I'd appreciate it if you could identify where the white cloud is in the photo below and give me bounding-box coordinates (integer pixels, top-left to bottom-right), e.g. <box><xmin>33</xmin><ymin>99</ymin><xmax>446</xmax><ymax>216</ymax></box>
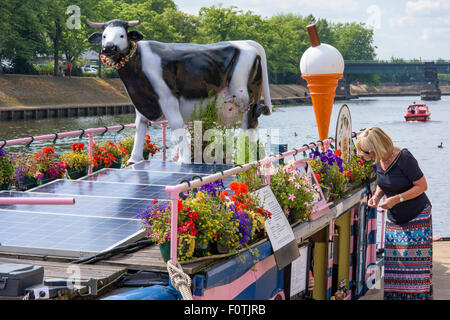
<box><xmin>420</xmin><ymin>27</ymin><xmax>450</xmax><ymax>40</ymax></box>
<box><xmin>406</xmin><ymin>0</ymin><xmax>445</xmax><ymax>16</ymax></box>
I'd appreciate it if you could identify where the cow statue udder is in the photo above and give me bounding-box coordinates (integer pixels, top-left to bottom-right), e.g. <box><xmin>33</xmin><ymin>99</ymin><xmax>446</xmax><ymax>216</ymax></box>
<box><xmin>87</xmin><ymin>18</ymin><xmax>272</xmax><ymax>164</ymax></box>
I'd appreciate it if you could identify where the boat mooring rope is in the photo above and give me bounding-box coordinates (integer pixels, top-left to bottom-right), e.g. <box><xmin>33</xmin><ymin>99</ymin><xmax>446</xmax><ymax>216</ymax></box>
<box><xmin>166</xmin><ymin>260</ymin><xmax>193</xmax><ymax>300</ymax></box>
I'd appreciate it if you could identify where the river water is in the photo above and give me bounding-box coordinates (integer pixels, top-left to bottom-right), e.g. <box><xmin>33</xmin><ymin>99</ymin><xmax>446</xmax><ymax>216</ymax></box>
<box><xmin>0</xmin><ymin>95</ymin><xmax>449</xmax><ymax>237</ymax></box>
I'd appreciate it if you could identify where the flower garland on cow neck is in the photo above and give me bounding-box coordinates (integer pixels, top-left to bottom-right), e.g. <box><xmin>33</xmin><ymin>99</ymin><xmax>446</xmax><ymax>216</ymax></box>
<box><xmin>100</xmin><ymin>41</ymin><xmax>137</xmax><ymax>70</ymax></box>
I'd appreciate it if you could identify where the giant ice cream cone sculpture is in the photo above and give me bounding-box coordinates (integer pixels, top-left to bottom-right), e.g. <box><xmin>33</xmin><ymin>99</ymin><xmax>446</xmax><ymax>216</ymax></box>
<box><xmin>300</xmin><ymin>24</ymin><xmax>344</xmax><ymax>142</ymax></box>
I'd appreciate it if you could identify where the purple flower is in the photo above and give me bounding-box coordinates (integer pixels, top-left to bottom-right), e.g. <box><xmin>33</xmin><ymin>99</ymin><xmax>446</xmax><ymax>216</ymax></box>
<box><xmin>0</xmin><ymin>149</ymin><xmax>5</xmax><ymax>157</ymax></box>
<box><xmin>230</xmin><ymin>204</ymin><xmax>253</xmax><ymax>244</ymax></box>
<box><xmin>200</xmin><ymin>180</ymin><xmax>225</xmax><ymax>196</ymax></box>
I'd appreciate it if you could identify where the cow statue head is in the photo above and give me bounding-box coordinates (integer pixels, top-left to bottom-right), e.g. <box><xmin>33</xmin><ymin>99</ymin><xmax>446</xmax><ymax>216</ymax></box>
<box><xmin>87</xmin><ymin>19</ymin><xmax>144</xmax><ymax>61</ymax></box>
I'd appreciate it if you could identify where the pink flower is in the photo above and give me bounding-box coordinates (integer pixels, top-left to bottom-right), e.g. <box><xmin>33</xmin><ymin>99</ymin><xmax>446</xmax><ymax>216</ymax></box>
<box><xmin>37</xmin><ymin>173</ymin><xmax>44</xmax><ymax>179</ymax></box>
<box><xmin>288</xmin><ymin>193</ymin><xmax>296</xmax><ymax>201</ymax></box>
<box><xmin>294</xmin><ymin>182</ymin><xmax>301</xmax><ymax>189</ymax></box>
<box><xmin>288</xmin><ymin>175</ymin><xmax>296</xmax><ymax>182</ymax></box>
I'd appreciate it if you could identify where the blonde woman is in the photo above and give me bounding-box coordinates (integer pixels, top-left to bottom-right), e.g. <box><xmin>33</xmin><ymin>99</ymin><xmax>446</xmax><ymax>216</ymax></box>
<box><xmin>356</xmin><ymin>127</ymin><xmax>432</xmax><ymax>300</ymax></box>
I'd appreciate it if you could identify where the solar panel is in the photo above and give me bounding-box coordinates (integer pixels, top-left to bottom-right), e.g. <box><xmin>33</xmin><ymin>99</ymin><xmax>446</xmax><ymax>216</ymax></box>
<box><xmin>30</xmin><ymin>179</ymin><xmax>170</xmax><ymax>201</ymax></box>
<box><xmin>82</xmin><ymin>168</ymin><xmax>208</xmax><ymax>186</ymax></box>
<box><xmin>0</xmin><ymin>191</ymin><xmax>154</xmax><ymax>219</ymax></box>
<box><xmin>131</xmin><ymin>160</ymin><xmax>234</xmax><ymax>174</ymax></box>
<box><xmin>0</xmin><ymin>209</ymin><xmax>143</xmax><ymax>257</ymax></box>
<box><xmin>0</xmin><ymin>160</ymin><xmax>237</xmax><ymax>258</ymax></box>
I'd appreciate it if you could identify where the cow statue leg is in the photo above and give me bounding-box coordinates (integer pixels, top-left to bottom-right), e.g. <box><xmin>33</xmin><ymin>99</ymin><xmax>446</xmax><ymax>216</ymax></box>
<box><xmin>127</xmin><ymin>111</ymin><xmax>149</xmax><ymax>166</ymax></box>
<box><xmin>160</xmin><ymin>97</ymin><xmax>191</xmax><ymax>164</ymax></box>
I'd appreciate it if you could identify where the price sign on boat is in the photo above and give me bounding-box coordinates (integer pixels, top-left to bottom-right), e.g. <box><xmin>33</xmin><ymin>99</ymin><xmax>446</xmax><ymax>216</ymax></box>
<box><xmin>335</xmin><ymin>104</ymin><xmax>353</xmax><ymax>162</ymax></box>
<box><xmin>252</xmin><ymin>186</ymin><xmax>300</xmax><ymax>269</ymax></box>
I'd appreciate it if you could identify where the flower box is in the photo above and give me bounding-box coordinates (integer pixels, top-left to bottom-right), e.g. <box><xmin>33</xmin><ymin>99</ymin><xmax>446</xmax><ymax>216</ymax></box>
<box><xmin>0</xmin><ymin>182</ymin><xmax>11</xmax><ymax>191</ymax></box>
<box><xmin>66</xmin><ymin>167</ymin><xmax>88</xmax><ymax>180</ymax></box>
<box><xmin>38</xmin><ymin>175</ymin><xmax>57</xmax><ymax>186</ymax></box>
<box><xmin>15</xmin><ymin>176</ymin><xmax>38</xmax><ymax>191</ymax></box>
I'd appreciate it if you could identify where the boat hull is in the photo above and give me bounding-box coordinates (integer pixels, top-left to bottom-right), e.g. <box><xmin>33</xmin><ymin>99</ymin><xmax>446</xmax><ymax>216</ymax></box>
<box><xmin>404</xmin><ymin>114</ymin><xmax>430</xmax><ymax>122</ymax></box>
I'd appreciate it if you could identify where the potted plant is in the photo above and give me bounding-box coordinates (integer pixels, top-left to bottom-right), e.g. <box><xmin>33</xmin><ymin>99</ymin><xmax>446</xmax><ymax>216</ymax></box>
<box><xmin>137</xmin><ymin>199</ymin><xmax>195</xmax><ymax>262</ymax></box>
<box><xmin>344</xmin><ymin>149</ymin><xmax>377</xmax><ymax>191</ymax></box>
<box><xmin>309</xmin><ymin>149</ymin><xmax>349</xmax><ymax>202</ymax></box>
<box><xmin>0</xmin><ymin>149</ymin><xmax>15</xmax><ymax>190</ymax></box>
<box><xmin>270</xmin><ymin>160</ymin><xmax>321</xmax><ymax>223</ymax></box>
<box><xmin>144</xmin><ymin>134</ymin><xmax>160</xmax><ymax>160</ymax></box>
<box><xmin>11</xmin><ymin>154</ymin><xmax>40</xmax><ymax>191</ymax></box>
<box><xmin>138</xmin><ymin>177</ymin><xmax>274</xmax><ymax>262</ymax></box>
<box><xmin>91</xmin><ymin>141</ymin><xmax>122</xmax><ymax>171</ymax></box>
<box><xmin>118</xmin><ymin>133</ymin><xmax>160</xmax><ymax>164</ymax></box>
<box><xmin>60</xmin><ymin>143</ymin><xmax>91</xmax><ymax>179</ymax></box>
<box><xmin>33</xmin><ymin>146</ymin><xmax>67</xmax><ymax>185</ymax></box>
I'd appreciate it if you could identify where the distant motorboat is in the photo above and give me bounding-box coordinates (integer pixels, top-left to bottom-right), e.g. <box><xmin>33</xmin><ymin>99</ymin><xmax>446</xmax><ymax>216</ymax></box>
<box><xmin>404</xmin><ymin>103</ymin><xmax>430</xmax><ymax>122</ymax></box>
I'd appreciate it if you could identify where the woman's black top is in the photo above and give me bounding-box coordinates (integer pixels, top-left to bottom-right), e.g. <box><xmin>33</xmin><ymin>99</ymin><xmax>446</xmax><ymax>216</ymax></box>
<box><xmin>376</xmin><ymin>148</ymin><xmax>430</xmax><ymax>225</ymax></box>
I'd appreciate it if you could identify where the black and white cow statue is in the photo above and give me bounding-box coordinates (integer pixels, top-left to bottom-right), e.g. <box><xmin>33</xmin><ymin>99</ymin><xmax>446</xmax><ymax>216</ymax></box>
<box><xmin>87</xmin><ymin>18</ymin><xmax>272</xmax><ymax>164</ymax></box>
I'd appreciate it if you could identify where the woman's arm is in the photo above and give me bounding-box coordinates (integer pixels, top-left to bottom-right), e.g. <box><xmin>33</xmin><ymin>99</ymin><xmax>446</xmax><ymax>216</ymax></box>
<box><xmin>368</xmin><ymin>185</ymin><xmax>384</xmax><ymax>208</ymax></box>
<box><xmin>379</xmin><ymin>176</ymin><xmax>427</xmax><ymax>210</ymax></box>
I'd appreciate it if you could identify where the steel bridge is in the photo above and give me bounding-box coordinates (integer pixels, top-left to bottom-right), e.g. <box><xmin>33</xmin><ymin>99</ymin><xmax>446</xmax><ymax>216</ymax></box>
<box><xmin>344</xmin><ymin>61</ymin><xmax>450</xmax><ymax>75</ymax></box>
<box><xmin>336</xmin><ymin>61</ymin><xmax>449</xmax><ymax>100</ymax></box>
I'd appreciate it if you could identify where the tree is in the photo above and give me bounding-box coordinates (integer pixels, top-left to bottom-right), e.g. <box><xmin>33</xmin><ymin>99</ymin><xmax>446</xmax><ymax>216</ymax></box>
<box><xmin>0</xmin><ymin>0</ymin><xmax>48</xmax><ymax>73</ymax></box>
<box><xmin>332</xmin><ymin>22</ymin><xmax>376</xmax><ymax>61</ymax></box>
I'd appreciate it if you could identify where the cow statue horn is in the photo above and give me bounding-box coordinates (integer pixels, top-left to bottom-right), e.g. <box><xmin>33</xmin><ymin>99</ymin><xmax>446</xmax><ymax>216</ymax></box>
<box><xmin>87</xmin><ymin>19</ymin><xmax>105</xmax><ymax>29</ymax></box>
<box><xmin>127</xmin><ymin>18</ymin><xmax>142</xmax><ymax>27</ymax></box>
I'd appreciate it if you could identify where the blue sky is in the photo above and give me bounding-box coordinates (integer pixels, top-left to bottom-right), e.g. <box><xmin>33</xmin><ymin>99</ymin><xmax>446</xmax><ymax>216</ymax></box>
<box><xmin>174</xmin><ymin>0</ymin><xmax>450</xmax><ymax>61</ymax></box>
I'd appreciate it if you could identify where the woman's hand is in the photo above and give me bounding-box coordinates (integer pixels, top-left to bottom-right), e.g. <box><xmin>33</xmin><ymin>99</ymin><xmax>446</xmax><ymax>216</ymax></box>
<box><xmin>379</xmin><ymin>196</ymin><xmax>400</xmax><ymax>210</ymax></box>
<box><xmin>368</xmin><ymin>194</ymin><xmax>381</xmax><ymax>208</ymax></box>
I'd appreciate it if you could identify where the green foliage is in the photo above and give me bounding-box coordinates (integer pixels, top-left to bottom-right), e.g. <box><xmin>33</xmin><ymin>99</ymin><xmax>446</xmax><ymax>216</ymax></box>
<box><xmin>0</xmin><ymin>1</ymin><xmax>379</xmax><ymax>83</ymax></box>
<box><xmin>270</xmin><ymin>160</ymin><xmax>320</xmax><ymax>223</ymax></box>
<box><xmin>0</xmin><ymin>152</ymin><xmax>15</xmax><ymax>185</ymax></box>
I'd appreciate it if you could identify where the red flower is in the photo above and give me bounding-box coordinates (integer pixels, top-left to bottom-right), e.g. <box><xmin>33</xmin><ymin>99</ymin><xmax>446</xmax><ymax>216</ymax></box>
<box><xmin>334</xmin><ymin>149</ymin><xmax>342</xmax><ymax>157</ymax></box>
<box><xmin>314</xmin><ymin>173</ymin><xmax>321</xmax><ymax>182</ymax></box>
<box><xmin>220</xmin><ymin>191</ymin><xmax>228</xmax><ymax>202</ymax></box>
<box><xmin>43</xmin><ymin>147</ymin><xmax>55</xmax><ymax>154</ymax></box>
<box><xmin>151</xmin><ymin>199</ymin><xmax>158</xmax><ymax>204</ymax></box>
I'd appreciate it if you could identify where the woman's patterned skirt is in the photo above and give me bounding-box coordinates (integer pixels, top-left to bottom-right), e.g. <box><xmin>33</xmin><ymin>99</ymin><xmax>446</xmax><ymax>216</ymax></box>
<box><xmin>384</xmin><ymin>204</ymin><xmax>433</xmax><ymax>300</ymax></box>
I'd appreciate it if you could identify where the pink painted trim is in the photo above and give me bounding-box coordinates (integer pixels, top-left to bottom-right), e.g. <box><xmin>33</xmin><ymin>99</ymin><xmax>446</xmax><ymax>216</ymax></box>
<box><xmin>269</xmin><ymin>290</ymin><xmax>285</xmax><ymax>300</ymax></box>
<box><xmin>170</xmin><ymin>197</ymin><xmax>179</xmax><ymax>264</ymax></box>
<box><xmin>196</xmin><ymin>255</ymin><xmax>276</xmax><ymax>300</ymax></box>
<box><xmin>88</xmin><ymin>132</ymin><xmax>94</xmax><ymax>175</ymax></box>
<box><xmin>380</xmin><ymin>207</ymin><xmax>386</xmax><ymax>249</ymax></box>
<box><xmin>162</xmin><ymin>123</ymin><xmax>167</xmax><ymax>162</ymax></box>
<box><xmin>0</xmin><ymin>197</ymin><xmax>75</xmax><ymax>205</ymax></box>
